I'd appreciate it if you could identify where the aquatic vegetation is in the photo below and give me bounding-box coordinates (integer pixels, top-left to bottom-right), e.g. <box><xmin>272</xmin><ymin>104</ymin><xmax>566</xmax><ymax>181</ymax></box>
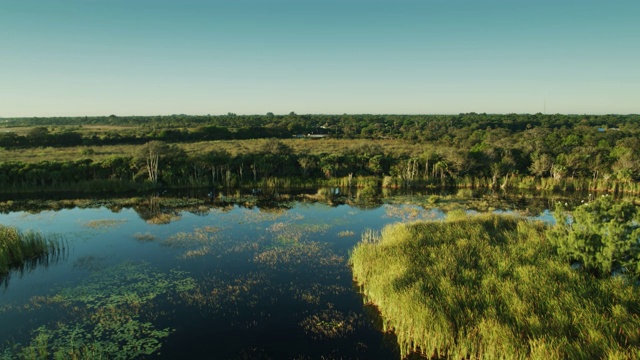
<box><xmin>162</xmin><ymin>227</ymin><xmax>219</xmax><ymax>249</ymax></box>
<box><xmin>0</xmin><ymin>225</ymin><xmax>65</xmax><ymax>280</ymax></box>
<box><xmin>235</xmin><ymin>207</ymin><xmax>290</xmax><ymax>224</ymax></box>
<box><xmin>81</xmin><ymin>219</ymin><xmax>126</xmax><ymax>230</ymax></box>
<box><xmin>178</xmin><ymin>246</ymin><xmax>211</xmax><ymax>259</ymax></box>
<box><xmin>337</xmin><ymin>230</ymin><xmax>354</xmax><ymax>238</ymax></box>
<box><xmin>299</xmin><ymin>309</ymin><xmax>363</xmax><ymax>340</ymax></box>
<box><xmin>176</xmin><ymin>271</ymin><xmax>268</xmax><ymax>313</ymax></box>
<box><xmin>131</xmin><ymin>232</ymin><xmax>156</xmax><ymax>242</ymax></box>
<box><xmin>351</xmin><ymin>214</ymin><xmax>640</xmax><ymax>359</ymax></box>
<box><xmin>359</xmin><ymin>229</ymin><xmax>381</xmax><ymax>244</ymax></box>
<box><xmin>383</xmin><ymin>204</ymin><xmax>443</xmax><ymax>222</ymax></box>
<box><xmin>292</xmin><ymin>283</ymin><xmax>348</xmax><ymax>305</ymax></box>
<box><xmin>265</xmin><ymin>221</ymin><xmax>330</xmax><ymax>246</ymax></box>
<box><xmin>0</xmin><ymin>261</ymin><xmax>197</xmax><ymax>359</ymax></box>
<box><xmin>254</xmin><ymin>240</ymin><xmax>344</xmax><ymax>270</ymax></box>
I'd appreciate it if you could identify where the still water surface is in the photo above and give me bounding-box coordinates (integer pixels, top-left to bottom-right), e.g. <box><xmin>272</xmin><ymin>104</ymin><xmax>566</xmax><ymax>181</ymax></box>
<box><xmin>0</xmin><ymin>192</ymin><xmax>557</xmax><ymax>359</ymax></box>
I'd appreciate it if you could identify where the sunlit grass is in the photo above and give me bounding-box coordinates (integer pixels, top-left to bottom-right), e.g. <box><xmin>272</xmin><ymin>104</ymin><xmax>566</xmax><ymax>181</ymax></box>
<box><xmin>350</xmin><ymin>214</ymin><xmax>640</xmax><ymax>359</ymax></box>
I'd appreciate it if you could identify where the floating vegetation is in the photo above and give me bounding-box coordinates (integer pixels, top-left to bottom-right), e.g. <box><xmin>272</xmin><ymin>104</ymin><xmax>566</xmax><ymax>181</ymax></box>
<box><xmin>176</xmin><ymin>271</ymin><xmax>268</xmax><ymax>313</ymax></box>
<box><xmin>300</xmin><ymin>309</ymin><xmax>363</xmax><ymax>340</ymax></box>
<box><xmin>132</xmin><ymin>232</ymin><xmax>156</xmax><ymax>242</ymax></box>
<box><xmin>81</xmin><ymin>219</ymin><xmax>127</xmax><ymax>230</ymax></box>
<box><xmin>292</xmin><ymin>283</ymin><xmax>348</xmax><ymax>305</ymax></box>
<box><xmin>178</xmin><ymin>246</ymin><xmax>211</xmax><ymax>259</ymax></box>
<box><xmin>254</xmin><ymin>241</ymin><xmax>344</xmax><ymax>270</ymax></box>
<box><xmin>337</xmin><ymin>230</ymin><xmax>354</xmax><ymax>238</ymax></box>
<box><xmin>0</xmin><ymin>225</ymin><xmax>66</xmax><ymax>283</ymax></box>
<box><xmin>266</xmin><ymin>221</ymin><xmax>330</xmax><ymax>245</ymax></box>
<box><xmin>0</xmin><ymin>261</ymin><xmax>197</xmax><ymax>359</ymax></box>
<box><xmin>162</xmin><ymin>227</ymin><xmax>219</xmax><ymax>249</ymax></box>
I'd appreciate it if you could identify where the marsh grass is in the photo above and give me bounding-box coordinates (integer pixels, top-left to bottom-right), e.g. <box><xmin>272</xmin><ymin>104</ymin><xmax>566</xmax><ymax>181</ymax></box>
<box><xmin>82</xmin><ymin>219</ymin><xmax>127</xmax><ymax>230</ymax></box>
<box><xmin>0</xmin><ymin>225</ymin><xmax>65</xmax><ymax>280</ymax></box>
<box><xmin>350</xmin><ymin>214</ymin><xmax>640</xmax><ymax>359</ymax></box>
<box><xmin>337</xmin><ymin>230</ymin><xmax>355</xmax><ymax>238</ymax></box>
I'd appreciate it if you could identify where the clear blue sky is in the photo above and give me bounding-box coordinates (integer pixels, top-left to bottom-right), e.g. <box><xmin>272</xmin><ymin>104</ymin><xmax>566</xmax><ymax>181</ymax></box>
<box><xmin>1</xmin><ymin>0</ymin><xmax>639</xmax><ymax>117</ymax></box>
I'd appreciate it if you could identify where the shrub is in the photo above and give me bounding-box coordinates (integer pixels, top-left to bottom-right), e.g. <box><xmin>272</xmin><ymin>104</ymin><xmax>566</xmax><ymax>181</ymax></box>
<box><xmin>548</xmin><ymin>196</ymin><xmax>640</xmax><ymax>278</ymax></box>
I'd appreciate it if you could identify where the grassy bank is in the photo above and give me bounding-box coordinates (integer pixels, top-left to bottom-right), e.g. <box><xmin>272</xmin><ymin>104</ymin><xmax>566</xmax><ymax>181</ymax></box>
<box><xmin>350</xmin><ymin>214</ymin><xmax>640</xmax><ymax>359</ymax></box>
<box><xmin>0</xmin><ymin>225</ymin><xmax>65</xmax><ymax>277</ymax></box>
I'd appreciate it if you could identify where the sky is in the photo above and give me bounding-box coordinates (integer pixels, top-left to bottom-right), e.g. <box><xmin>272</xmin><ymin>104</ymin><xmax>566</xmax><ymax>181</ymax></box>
<box><xmin>1</xmin><ymin>0</ymin><xmax>639</xmax><ymax>117</ymax></box>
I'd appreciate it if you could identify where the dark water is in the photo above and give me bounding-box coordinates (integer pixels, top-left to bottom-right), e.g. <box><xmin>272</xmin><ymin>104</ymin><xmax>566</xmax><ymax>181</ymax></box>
<box><xmin>0</xmin><ymin>190</ymin><xmax>562</xmax><ymax>359</ymax></box>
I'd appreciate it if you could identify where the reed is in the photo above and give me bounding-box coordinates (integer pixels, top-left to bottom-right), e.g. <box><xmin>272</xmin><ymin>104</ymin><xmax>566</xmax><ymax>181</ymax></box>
<box><xmin>0</xmin><ymin>225</ymin><xmax>65</xmax><ymax>277</ymax></box>
<box><xmin>350</xmin><ymin>214</ymin><xmax>640</xmax><ymax>359</ymax></box>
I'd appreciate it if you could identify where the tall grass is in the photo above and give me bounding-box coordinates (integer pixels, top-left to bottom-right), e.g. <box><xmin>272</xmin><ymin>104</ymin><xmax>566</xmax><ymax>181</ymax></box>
<box><xmin>0</xmin><ymin>225</ymin><xmax>65</xmax><ymax>279</ymax></box>
<box><xmin>350</xmin><ymin>214</ymin><xmax>640</xmax><ymax>359</ymax></box>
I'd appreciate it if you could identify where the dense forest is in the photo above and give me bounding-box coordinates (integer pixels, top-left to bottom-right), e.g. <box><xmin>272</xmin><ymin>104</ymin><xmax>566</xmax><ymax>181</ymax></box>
<box><xmin>1</xmin><ymin>113</ymin><xmax>639</xmax><ymax>194</ymax></box>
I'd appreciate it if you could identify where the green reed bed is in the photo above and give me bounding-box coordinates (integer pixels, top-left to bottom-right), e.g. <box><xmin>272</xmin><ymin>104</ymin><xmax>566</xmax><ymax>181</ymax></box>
<box><xmin>0</xmin><ymin>225</ymin><xmax>65</xmax><ymax>277</ymax></box>
<box><xmin>350</xmin><ymin>214</ymin><xmax>640</xmax><ymax>359</ymax></box>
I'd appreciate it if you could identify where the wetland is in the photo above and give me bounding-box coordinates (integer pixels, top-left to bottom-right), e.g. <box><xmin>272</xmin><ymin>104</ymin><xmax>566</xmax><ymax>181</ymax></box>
<box><xmin>0</xmin><ymin>188</ymin><xmax>618</xmax><ymax>359</ymax></box>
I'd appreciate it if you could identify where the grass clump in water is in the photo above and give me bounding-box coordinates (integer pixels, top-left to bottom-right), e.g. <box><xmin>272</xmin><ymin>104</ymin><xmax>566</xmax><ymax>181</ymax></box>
<box><xmin>82</xmin><ymin>219</ymin><xmax>126</xmax><ymax>230</ymax></box>
<box><xmin>350</xmin><ymin>214</ymin><xmax>640</xmax><ymax>359</ymax></box>
<box><xmin>337</xmin><ymin>230</ymin><xmax>355</xmax><ymax>238</ymax></box>
<box><xmin>0</xmin><ymin>225</ymin><xmax>65</xmax><ymax>278</ymax></box>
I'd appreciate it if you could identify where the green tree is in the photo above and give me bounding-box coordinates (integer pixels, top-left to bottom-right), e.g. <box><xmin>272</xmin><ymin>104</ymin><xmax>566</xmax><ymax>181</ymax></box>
<box><xmin>138</xmin><ymin>141</ymin><xmax>170</xmax><ymax>184</ymax></box>
<box><xmin>548</xmin><ymin>196</ymin><xmax>640</xmax><ymax>278</ymax></box>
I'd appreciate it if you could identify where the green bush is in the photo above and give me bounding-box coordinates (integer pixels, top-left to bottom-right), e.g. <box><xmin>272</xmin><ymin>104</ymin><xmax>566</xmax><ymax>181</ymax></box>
<box><xmin>548</xmin><ymin>196</ymin><xmax>640</xmax><ymax>278</ymax></box>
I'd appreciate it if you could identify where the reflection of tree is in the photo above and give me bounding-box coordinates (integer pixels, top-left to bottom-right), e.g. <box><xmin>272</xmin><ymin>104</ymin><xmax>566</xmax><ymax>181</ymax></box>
<box><xmin>133</xmin><ymin>196</ymin><xmax>181</xmax><ymax>224</ymax></box>
<box><xmin>256</xmin><ymin>200</ymin><xmax>292</xmax><ymax>214</ymax></box>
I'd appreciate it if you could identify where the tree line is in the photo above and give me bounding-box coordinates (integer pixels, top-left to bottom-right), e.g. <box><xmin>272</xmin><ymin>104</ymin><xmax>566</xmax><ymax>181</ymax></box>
<box><xmin>1</xmin><ymin>113</ymin><xmax>640</xmax><ymax>193</ymax></box>
<box><xmin>2</xmin><ymin>113</ymin><xmax>639</xmax><ymax>149</ymax></box>
<box><xmin>1</xmin><ymin>123</ymin><xmax>639</xmax><ymax>193</ymax></box>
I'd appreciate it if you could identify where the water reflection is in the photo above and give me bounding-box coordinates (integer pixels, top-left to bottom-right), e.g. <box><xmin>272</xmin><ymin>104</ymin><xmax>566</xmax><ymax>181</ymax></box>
<box><xmin>0</xmin><ymin>186</ymin><xmax>597</xmax><ymax>217</ymax></box>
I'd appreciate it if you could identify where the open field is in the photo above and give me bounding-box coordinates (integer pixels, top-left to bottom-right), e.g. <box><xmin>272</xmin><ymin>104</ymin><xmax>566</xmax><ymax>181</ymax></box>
<box><xmin>0</xmin><ymin>139</ymin><xmax>424</xmax><ymax>164</ymax></box>
<box><xmin>0</xmin><ymin>125</ymin><xmax>139</xmax><ymax>136</ymax></box>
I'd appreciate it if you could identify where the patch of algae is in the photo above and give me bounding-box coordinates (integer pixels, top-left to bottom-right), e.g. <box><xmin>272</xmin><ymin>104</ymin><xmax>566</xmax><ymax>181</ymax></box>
<box><xmin>0</xmin><ymin>261</ymin><xmax>196</xmax><ymax>360</ymax></box>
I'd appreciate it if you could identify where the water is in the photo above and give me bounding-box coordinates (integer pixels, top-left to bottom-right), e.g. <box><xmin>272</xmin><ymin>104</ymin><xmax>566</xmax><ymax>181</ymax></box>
<box><xmin>0</xmin><ymin>191</ymin><xmax>561</xmax><ymax>359</ymax></box>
